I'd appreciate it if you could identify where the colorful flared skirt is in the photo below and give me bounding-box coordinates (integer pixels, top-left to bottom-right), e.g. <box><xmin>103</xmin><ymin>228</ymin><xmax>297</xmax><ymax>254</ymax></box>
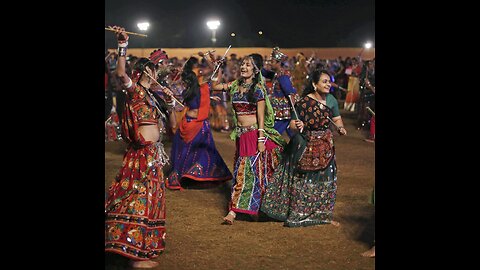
<box><xmin>228</xmin><ymin>129</ymin><xmax>282</xmax><ymax>215</ymax></box>
<box><xmin>262</xmin><ymin>133</ymin><xmax>338</xmax><ymax>227</ymax></box>
<box><xmin>105</xmin><ymin>142</ymin><xmax>166</xmax><ymax>260</ymax></box>
<box><xmin>167</xmin><ymin>120</ymin><xmax>232</xmax><ymax>189</ymax></box>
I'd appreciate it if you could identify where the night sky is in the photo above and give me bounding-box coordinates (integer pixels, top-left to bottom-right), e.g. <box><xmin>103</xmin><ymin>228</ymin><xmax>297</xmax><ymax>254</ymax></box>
<box><xmin>105</xmin><ymin>0</ymin><xmax>375</xmax><ymax>49</ymax></box>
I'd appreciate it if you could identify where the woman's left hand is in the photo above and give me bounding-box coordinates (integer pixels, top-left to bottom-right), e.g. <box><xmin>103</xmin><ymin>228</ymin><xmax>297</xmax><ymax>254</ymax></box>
<box><xmin>210</xmin><ymin>96</ymin><xmax>221</xmax><ymax>102</ymax></box>
<box><xmin>258</xmin><ymin>142</ymin><xmax>266</xmax><ymax>152</ymax></box>
<box><xmin>338</xmin><ymin>127</ymin><xmax>347</xmax><ymax>136</ymax></box>
<box><xmin>162</xmin><ymin>87</ymin><xmax>175</xmax><ymax>101</ymax></box>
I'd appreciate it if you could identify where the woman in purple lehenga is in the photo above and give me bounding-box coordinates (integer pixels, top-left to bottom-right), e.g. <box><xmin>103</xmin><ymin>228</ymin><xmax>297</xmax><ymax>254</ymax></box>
<box><xmin>167</xmin><ymin>59</ymin><xmax>232</xmax><ymax>190</ymax></box>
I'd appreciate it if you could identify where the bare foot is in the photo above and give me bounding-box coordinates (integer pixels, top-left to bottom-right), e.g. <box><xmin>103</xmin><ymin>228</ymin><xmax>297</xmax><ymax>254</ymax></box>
<box><xmin>130</xmin><ymin>260</ymin><xmax>159</xmax><ymax>268</ymax></box>
<box><xmin>361</xmin><ymin>246</ymin><xmax>375</xmax><ymax>258</ymax></box>
<box><xmin>330</xmin><ymin>220</ymin><xmax>341</xmax><ymax>227</ymax></box>
<box><xmin>222</xmin><ymin>211</ymin><xmax>236</xmax><ymax>225</ymax></box>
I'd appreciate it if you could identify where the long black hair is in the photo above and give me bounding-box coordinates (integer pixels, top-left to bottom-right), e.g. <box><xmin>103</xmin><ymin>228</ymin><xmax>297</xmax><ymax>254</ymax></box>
<box><xmin>133</xmin><ymin>57</ymin><xmax>170</xmax><ymax>117</ymax></box>
<box><xmin>302</xmin><ymin>69</ymin><xmax>331</xmax><ymax>97</ymax></box>
<box><xmin>241</xmin><ymin>53</ymin><xmax>263</xmax><ymax>103</ymax></box>
<box><xmin>181</xmin><ymin>57</ymin><xmax>200</xmax><ymax>104</ymax></box>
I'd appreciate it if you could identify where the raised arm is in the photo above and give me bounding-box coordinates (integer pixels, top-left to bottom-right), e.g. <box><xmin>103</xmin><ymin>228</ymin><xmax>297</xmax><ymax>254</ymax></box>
<box><xmin>111</xmin><ymin>26</ymin><xmax>130</xmax><ymax>85</ymax></box>
<box><xmin>210</xmin><ymin>67</ymin><xmax>226</xmax><ymax>91</ymax></box>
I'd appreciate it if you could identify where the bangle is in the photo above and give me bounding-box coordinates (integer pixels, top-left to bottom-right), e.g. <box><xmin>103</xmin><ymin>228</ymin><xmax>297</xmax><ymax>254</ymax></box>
<box><xmin>338</xmin><ymin>126</ymin><xmax>344</xmax><ymax>130</ymax></box>
<box><xmin>118</xmin><ymin>45</ymin><xmax>127</xmax><ymax>57</ymax></box>
<box><xmin>258</xmin><ymin>128</ymin><xmax>265</xmax><ymax>132</ymax></box>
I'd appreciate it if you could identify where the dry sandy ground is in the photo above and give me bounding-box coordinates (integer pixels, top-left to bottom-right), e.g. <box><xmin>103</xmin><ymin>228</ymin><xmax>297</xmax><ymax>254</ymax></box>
<box><xmin>105</xmin><ymin>113</ymin><xmax>375</xmax><ymax>270</ymax></box>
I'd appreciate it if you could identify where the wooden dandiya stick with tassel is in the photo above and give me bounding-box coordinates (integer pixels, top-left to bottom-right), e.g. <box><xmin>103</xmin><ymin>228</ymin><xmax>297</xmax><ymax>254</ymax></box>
<box><xmin>142</xmin><ymin>71</ymin><xmax>185</xmax><ymax>107</ymax></box>
<box><xmin>105</xmin><ymin>26</ymin><xmax>148</xmax><ymax>37</ymax></box>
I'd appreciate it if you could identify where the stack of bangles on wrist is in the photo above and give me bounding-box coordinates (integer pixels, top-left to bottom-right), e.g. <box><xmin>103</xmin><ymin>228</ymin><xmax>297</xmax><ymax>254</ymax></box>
<box><xmin>258</xmin><ymin>128</ymin><xmax>266</xmax><ymax>142</ymax></box>
<box><xmin>118</xmin><ymin>41</ymin><xmax>128</xmax><ymax>57</ymax></box>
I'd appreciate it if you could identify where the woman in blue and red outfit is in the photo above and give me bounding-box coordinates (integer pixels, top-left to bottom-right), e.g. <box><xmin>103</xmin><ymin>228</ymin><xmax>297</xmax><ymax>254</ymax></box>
<box><xmin>166</xmin><ymin>58</ymin><xmax>232</xmax><ymax>190</ymax></box>
<box><xmin>105</xmin><ymin>26</ymin><xmax>176</xmax><ymax>269</ymax></box>
<box><xmin>264</xmin><ymin>47</ymin><xmax>299</xmax><ymax>138</ymax></box>
<box><xmin>211</xmin><ymin>53</ymin><xmax>286</xmax><ymax>225</ymax></box>
<box><xmin>261</xmin><ymin>69</ymin><xmax>347</xmax><ymax>227</ymax></box>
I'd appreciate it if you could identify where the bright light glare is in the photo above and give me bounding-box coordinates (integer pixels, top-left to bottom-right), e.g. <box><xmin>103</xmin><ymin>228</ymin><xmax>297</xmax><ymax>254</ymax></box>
<box><xmin>364</xmin><ymin>42</ymin><xmax>372</xmax><ymax>49</ymax></box>
<box><xmin>206</xmin><ymin>20</ymin><xmax>220</xmax><ymax>30</ymax></box>
<box><xmin>137</xmin><ymin>22</ymin><xmax>150</xmax><ymax>31</ymax></box>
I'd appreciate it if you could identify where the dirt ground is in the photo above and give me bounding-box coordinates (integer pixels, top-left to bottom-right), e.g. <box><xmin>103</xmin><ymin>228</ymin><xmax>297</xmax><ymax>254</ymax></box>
<box><xmin>105</xmin><ymin>111</ymin><xmax>375</xmax><ymax>270</ymax></box>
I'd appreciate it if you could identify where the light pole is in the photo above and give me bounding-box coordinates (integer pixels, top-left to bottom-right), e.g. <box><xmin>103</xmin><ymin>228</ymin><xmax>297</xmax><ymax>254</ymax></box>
<box><xmin>206</xmin><ymin>20</ymin><xmax>220</xmax><ymax>47</ymax></box>
<box><xmin>258</xmin><ymin>30</ymin><xmax>263</xmax><ymax>46</ymax></box>
<box><xmin>137</xmin><ymin>21</ymin><xmax>150</xmax><ymax>57</ymax></box>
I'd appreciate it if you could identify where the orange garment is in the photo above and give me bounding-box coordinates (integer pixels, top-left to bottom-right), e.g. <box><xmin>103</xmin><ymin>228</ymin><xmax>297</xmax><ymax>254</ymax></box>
<box><xmin>179</xmin><ymin>83</ymin><xmax>210</xmax><ymax>143</ymax></box>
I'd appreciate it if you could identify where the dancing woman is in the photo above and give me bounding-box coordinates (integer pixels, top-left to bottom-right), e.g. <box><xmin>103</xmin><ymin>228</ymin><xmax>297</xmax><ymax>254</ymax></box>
<box><xmin>210</xmin><ymin>53</ymin><xmax>286</xmax><ymax>224</ymax></box>
<box><xmin>166</xmin><ymin>58</ymin><xmax>232</xmax><ymax>190</ymax></box>
<box><xmin>261</xmin><ymin>69</ymin><xmax>347</xmax><ymax>227</ymax></box>
<box><xmin>105</xmin><ymin>26</ymin><xmax>176</xmax><ymax>268</ymax></box>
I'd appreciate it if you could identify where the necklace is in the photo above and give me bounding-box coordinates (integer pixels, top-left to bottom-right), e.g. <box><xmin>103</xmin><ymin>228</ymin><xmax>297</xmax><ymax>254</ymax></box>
<box><xmin>238</xmin><ymin>81</ymin><xmax>253</xmax><ymax>98</ymax></box>
<box><xmin>240</xmin><ymin>81</ymin><xmax>253</xmax><ymax>89</ymax></box>
<box><xmin>308</xmin><ymin>94</ymin><xmax>327</xmax><ymax>109</ymax></box>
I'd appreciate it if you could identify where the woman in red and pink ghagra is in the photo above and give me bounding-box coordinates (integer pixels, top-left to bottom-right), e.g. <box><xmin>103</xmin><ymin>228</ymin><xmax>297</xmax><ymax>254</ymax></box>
<box><xmin>105</xmin><ymin>26</ymin><xmax>176</xmax><ymax>269</ymax></box>
<box><xmin>211</xmin><ymin>53</ymin><xmax>286</xmax><ymax>225</ymax></box>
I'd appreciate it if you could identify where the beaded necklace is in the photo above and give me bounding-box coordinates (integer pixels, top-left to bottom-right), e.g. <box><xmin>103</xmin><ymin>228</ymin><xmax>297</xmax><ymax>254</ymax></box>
<box><xmin>239</xmin><ymin>80</ymin><xmax>253</xmax><ymax>98</ymax></box>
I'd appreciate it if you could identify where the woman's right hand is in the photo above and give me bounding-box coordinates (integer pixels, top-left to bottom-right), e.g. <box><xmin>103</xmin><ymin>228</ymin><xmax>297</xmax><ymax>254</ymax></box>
<box><xmin>294</xmin><ymin>120</ymin><xmax>304</xmax><ymax>131</ymax></box>
<box><xmin>110</xmin><ymin>26</ymin><xmax>129</xmax><ymax>43</ymax></box>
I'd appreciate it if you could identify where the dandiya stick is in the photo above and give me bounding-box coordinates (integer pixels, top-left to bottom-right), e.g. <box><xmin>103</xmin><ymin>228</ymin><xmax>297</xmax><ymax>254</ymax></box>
<box><xmin>366</xmin><ymin>106</ymin><xmax>375</xmax><ymax>116</ymax></box>
<box><xmin>105</xmin><ymin>27</ymin><xmax>148</xmax><ymax>37</ymax></box>
<box><xmin>142</xmin><ymin>71</ymin><xmax>185</xmax><ymax>107</ymax></box>
<box><xmin>287</xmin><ymin>95</ymin><xmax>303</xmax><ymax>133</ymax></box>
